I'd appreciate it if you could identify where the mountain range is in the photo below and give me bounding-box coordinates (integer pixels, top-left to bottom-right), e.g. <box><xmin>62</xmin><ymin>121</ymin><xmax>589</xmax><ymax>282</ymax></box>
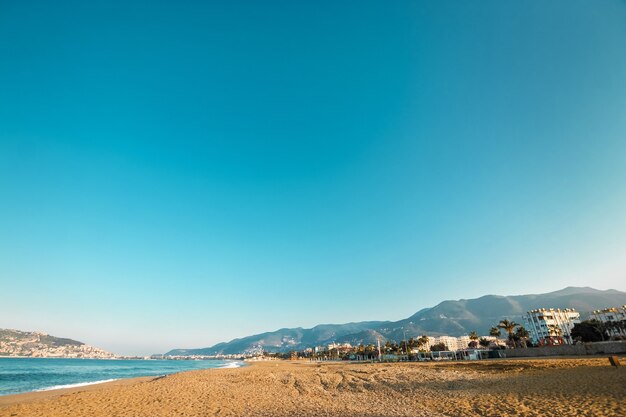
<box><xmin>165</xmin><ymin>286</ymin><xmax>626</xmax><ymax>356</ymax></box>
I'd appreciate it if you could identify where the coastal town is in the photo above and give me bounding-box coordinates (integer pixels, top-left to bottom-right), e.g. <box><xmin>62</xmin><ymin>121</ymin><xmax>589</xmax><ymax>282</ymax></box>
<box><xmin>0</xmin><ymin>329</ymin><xmax>117</xmax><ymax>359</ymax></box>
<box><xmin>252</xmin><ymin>304</ymin><xmax>626</xmax><ymax>362</ymax></box>
<box><xmin>3</xmin><ymin>304</ymin><xmax>625</xmax><ymax>361</ymax></box>
<box><xmin>163</xmin><ymin>304</ymin><xmax>626</xmax><ymax>363</ymax></box>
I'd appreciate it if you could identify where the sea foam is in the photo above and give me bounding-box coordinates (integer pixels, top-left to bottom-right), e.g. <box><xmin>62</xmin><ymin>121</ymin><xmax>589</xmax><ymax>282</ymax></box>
<box><xmin>36</xmin><ymin>379</ymin><xmax>119</xmax><ymax>392</ymax></box>
<box><xmin>219</xmin><ymin>361</ymin><xmax>245</xmax><ymax>369</ymax></box>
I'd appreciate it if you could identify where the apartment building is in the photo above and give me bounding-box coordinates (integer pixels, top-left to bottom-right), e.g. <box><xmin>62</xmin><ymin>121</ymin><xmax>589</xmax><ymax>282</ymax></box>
<box><xmin>523</xmin><ymin>308</ymin><xmax>580</xmax><ymax>345</ymax></box>
<box><xmin>419</xmin><ymin>335</ymin><xmax>498</xmax><ymax>351</ymax></box>
<box><xmin>590</xmin><ymin>306</ymin><xmax>626</xmax><ymax>337</ymax></box>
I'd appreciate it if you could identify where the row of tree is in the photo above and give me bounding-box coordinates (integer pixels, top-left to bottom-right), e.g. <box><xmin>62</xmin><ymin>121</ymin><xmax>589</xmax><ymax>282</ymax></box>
<box><xmin>487</xmin><ymin>319</ymin><xmax>531</xmax><ymax>347</ymax></box>
<box><xmin>486</xmin><ymin>317</ymin><xmax>626</xmax><ymax>346</ymax></box>
<box><xmin>570</xmin><ymin>319</ymin><xmax>625</xmax><ymax>342</ymax></box>
<box><xmin>266</xmin><ymin>317</ymin><xmax>626</xmax><ymax>360</ymax></box>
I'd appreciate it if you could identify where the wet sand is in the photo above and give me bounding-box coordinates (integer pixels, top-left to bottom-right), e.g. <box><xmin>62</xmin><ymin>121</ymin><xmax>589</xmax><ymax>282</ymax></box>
<box><xmin>1</xmin><ymin>357</ymin><xmax>624</xmax><ymax>416</ymax></box>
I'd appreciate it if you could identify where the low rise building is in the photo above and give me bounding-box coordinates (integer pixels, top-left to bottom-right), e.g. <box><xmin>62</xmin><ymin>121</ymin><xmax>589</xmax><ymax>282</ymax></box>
<box><xmin>432</xmin><ymin>336</ymin><xmax>461</xmax><ymax>350</ymax></box>
<box><xmin>523</xmin><ymin>308</ymin><xmax>580</xmax><ymax>345</ymax></box>
<box><xmin>416</xmin><ymin>335</ymin><xmax>499</xmax><ymax>352</ymax></box>
<box><xmin>327</xmin><ymin>342</ymin><xmax>352</xmax><ymax>352</ymax></box>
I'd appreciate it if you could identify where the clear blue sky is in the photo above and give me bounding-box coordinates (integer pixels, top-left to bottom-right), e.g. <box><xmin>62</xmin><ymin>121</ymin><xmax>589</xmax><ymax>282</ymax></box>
<box><xmin>1</xmin><ymin>1</ymin><xmax>625</xmax><ymax>355</ymax></box>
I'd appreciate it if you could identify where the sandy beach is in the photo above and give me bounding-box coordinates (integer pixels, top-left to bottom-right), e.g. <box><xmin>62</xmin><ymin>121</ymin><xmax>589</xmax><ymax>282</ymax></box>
<box><xmin>0</xmin><ymin>357</ymin><xmax>624</xmax><ymax>417</ymax></box>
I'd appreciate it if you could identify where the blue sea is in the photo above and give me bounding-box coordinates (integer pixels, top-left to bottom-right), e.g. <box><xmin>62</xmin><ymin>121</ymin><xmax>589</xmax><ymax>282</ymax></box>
<box><xmin>0</xmin><ymin>357</ymin><xmax>243</xmax><ymax>396</ymax></box>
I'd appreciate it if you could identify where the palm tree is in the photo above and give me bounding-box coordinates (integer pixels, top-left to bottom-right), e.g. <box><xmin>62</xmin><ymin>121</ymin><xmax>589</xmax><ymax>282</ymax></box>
<box><xmin>498</xmin><ymin>319</ymin><xmax>519</xmax><ymax>341</ymax></box>
<box><xmin>364</xmin><ymin>344</ymin><xmax>377</xmax><ymax>360</ymax></box>
<box><xmin>515</xmin><ymin>326</ymin><xmax>530</xmax><ymax>348</ymax></box>
<box><xmin>407</xmin><ymin>337</ymin><xmax>418</xmax><ymax>349</ymax></box>
<box><xmin>490</xmin><ymin>327</ymin><xmax>501</xmax><ymax>338</ymax></box>
<box><xmin>515</xmin><ymin>326</ymin><xmax>529</xmax><ymax>338</ymax></box>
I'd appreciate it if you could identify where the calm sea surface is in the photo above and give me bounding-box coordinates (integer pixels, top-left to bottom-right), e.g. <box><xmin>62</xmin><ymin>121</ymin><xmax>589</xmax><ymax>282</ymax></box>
<box><xmin>0</xmin><ymin>357</ymin><xmax>243</xmax><ymax>396</ymax></box>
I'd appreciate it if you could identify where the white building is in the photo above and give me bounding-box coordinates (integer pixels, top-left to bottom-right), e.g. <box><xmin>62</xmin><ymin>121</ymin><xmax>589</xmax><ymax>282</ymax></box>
<box><xmin>433</xmin><ymin>336</ymin><xmax>462</xmax><ymax>351</ymax></box>
<box><xmin>327</xmin><ymin>342</ymin><xmax>352</xmax><ymax>351</ymax></box>
<box><xmin>456</xmin><ymin>336</ymin><xmax>471</xmax><ymax>349</ymax></box>
<box><xmin>590</xmin><ymin>306</ymin><xmax>626</xmax><ymax>337</ymax></box>
<box><xmin>523</xmin><ymin>308</ymin><xmax>580</xmax><ymax>345</ymax></box>
<box><xmin>416</xmin><ymin>335</ymin><xmax>498</xmax><ymax>352</ymax></box>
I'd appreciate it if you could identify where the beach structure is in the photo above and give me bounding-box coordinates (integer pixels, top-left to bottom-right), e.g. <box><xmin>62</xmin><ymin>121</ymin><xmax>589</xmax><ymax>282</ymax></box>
<box><xmin>415</xmin><ymin>351</ymin><xmax>454</xmax><ymax>361</ymax></box>
<box><xmin>455</xmin><ymin>349</ymin><xmax>493</xmax><ymax>360</ymax></box>
<box><xmin>416</xmin><ymin>349</ymin><xmax>491</xmax><ymax>361</ymax></box>
<box><xmin>523</xmin><ymin>308</ymin><xmax>580</xmax><ymax>345</ymax></box>
<box><xmin>590</xmin><ymin>306</ymin><xmax>626</xmax><ymax>337</ymax></box>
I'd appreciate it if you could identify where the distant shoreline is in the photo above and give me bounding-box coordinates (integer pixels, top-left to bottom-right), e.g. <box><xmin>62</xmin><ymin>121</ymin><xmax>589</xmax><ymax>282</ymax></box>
<box><xmin>0</xmin><ymin>356</ymin><xmax>119</xmax><ymax>359</ymax></box>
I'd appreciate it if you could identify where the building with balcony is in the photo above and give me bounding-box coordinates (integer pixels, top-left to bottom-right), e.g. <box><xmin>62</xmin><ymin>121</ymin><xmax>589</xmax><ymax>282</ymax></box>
<box><xmin>523</xmin><ymin>308</ymin><xmax>580</xmax><ymax>345</ymax></box>
<box><xmin>590</xmin><ymin>306</ymin><xmax>626</xmax><ymax>337</ymax></box>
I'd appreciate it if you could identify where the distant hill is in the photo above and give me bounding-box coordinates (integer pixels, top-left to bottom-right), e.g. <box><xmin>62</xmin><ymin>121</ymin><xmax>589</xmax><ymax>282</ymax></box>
<box><xmin>165</xmin><ymin>286</ymin><xmax>626</xmax><ymax>356</ymax></box>
<box><xmin>0</xmin><ymin>329</ymin><xmax>116</xmax><ymax>358</ymax></box>
<box><xmin>390</xmin><ymin>286</ymin><xmax>626</xmax><ymax>342</ymax></box>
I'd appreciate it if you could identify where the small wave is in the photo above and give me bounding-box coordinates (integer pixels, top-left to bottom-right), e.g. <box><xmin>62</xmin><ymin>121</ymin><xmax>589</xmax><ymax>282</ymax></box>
<box><xmin>35</xmin><ymin>379</ymin><xmax>119</xmax><ymax>392</ymax></box>
<box><xmin>219</xmin><ymin>361</ymin><xmax>244</xmax><ymax>369</ymax></box>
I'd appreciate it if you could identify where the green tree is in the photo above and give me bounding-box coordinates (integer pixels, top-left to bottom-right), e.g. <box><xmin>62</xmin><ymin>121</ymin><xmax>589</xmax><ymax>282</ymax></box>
<box><xmin>571</xmin><ymin>320</ymin><xmax>608</xmax><ymax>342</ymax></box>
<box><xmin>489</xmin><ymin>327</ymin><xmax>501</xmax><ymax>338</ymax></box>
<box><xmin>515</xmin><ymin>326</ymin><xmax>529</xmax><ymax>339</ymax></box>
<box><xmin>430</xmin><ymin>342</ymin><xmax>448</xmax><ymax>352</ymax></box>
<box><xmin>497</xmin><ymin>319</ymin><xmax>519</xmax><ymax>341</ymax></box>
<box><xmin>407</xmin><ymin>337</ymin><xmax>419</xmax><ymax>350</ymax></box>
<box><xmin>417</xmin><ymin>336</ymin><xmax>430</xmax><ymax>351</ymax></box>
<box><xmin>478</xmin><ymin>338</ymin><xmax>490</xmax><ymax>348</ymax></box>
<box><xmin>364</xmin><ymin>344</ymin><xmax>378</xmax><ymax>359</ymax></box>
<box><xmin>515</xmin><ymin>326</ymin><xmax>530</xmax><ymax>348</ymax></box>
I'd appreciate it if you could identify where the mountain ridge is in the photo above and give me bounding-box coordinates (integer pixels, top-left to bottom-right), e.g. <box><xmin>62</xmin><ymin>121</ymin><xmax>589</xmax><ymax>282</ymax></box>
<box><xmin>165</xmin><ymin>286</ymin><xmax>626</xmax><ymax>356</ymax></box>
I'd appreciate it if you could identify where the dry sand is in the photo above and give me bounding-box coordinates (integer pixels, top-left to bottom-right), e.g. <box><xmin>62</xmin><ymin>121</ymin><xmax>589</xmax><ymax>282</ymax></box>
<box><xmin>1</xmin><ymin>357</ymin><xmax>624</xmax><ymax>417</ymax></box>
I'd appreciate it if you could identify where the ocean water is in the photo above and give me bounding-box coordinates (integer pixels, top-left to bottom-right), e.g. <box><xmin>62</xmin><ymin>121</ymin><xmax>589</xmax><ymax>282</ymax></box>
<box><xmin>0</xmin><ymin>357</ymin><xmax>243</xmax><ymax>396</ymax></box>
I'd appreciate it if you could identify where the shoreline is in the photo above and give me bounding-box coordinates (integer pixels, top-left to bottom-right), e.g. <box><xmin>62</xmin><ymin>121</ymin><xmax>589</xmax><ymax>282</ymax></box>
<box><xmin>0</xmin><ymin>363</ymin><xmax>247</xmax><ymax>408</ymax></box>
<box><xmin>0</xmin><ymin>376</ymin><xmax>154</xmax><ymax>408</ymax></box>
<box><xmin>0</xmin><ymin>355</ymin><xmax>615</xmax><ymax>401</ymax></box>
<box><xmin>0</xmin><ymin>357</ymin><xmax>624</xmax><ymax>416</ymax></box>
<box><xmin>0</xmin><ymin>358</ymin><xmax>246</xmax><ymax>400</ymax></box>
<box><xmin>0</xmin><ymin>356</ymin><xmax>119</xmax><ymax>359</ymax></box>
